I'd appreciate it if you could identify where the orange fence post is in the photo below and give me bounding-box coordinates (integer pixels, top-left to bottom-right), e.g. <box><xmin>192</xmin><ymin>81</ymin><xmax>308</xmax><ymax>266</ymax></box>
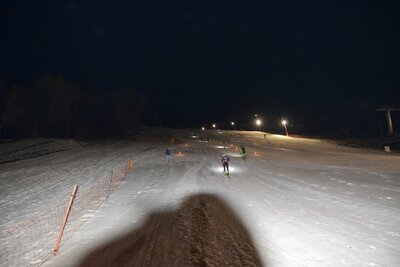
<box><xmin>127</xmin><ymin>159</ymin><xmax>133</xmax><ymax>171</ymax></box>
<box><xmin>53</xmin><ymin>184</ymin><xmax>78</xmax><ymax>255</ymax></box>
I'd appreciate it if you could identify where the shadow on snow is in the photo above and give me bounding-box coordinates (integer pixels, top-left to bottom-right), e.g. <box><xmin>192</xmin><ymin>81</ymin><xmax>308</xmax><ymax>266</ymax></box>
<box><xmin>78</xmin><ymin>193</ymin><xmax>265</xmax><ymax>267</ymax></box>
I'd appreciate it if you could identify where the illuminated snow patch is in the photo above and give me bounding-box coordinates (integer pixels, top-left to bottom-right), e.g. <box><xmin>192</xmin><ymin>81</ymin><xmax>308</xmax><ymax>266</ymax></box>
<box><xmin>209</xmin><ymin>166</ymin><xmax>242</xmax><ymax>174</ymax></box>
<box><xmin>226</xmin><ymin>152</ymin><xmax>243</xmax><ymax>158</ymax></box>
<box><xmin>213</xmin><ymin>145</ymin><xmax>226</xmax><ymax>149</ymax></box>
<box><xmin>272</xmin><ymin>134</ymin><xmax>289</xmax><ymax>138</ymax></box>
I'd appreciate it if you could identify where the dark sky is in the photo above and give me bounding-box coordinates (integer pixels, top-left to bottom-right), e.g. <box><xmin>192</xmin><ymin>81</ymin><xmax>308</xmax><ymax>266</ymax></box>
<box><xmin>1</xmin><ymin>1</ymin><xmax>399</xmax><ymax>132</ymax></box>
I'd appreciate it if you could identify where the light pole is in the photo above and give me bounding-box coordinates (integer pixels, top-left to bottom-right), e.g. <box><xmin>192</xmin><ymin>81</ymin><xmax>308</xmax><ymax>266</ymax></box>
<box><xmin>282</xmin><ymin>119</ymin><xmax>289</xmax><ymax>136</ymax></box>
<box><xmin>377</xmin><ymin>106</ymin><xmax>399</xmax><ymax>135</ymax></box>
<box><xmin>231</xmin><ymin>121</ymin><xmax>236</xmax><ymax>130</ymax></box>
<box><xmin>255</xmin><ymin>119</ymin><xmax>262</xmax><ymax>131</ymax></box>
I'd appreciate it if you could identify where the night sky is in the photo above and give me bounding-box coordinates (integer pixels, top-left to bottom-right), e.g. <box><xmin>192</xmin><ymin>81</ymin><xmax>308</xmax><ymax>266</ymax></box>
<box><xmin>1</xmin><ymin>1</ymin><xmax>399</xmax><ymax>134</ymax></box>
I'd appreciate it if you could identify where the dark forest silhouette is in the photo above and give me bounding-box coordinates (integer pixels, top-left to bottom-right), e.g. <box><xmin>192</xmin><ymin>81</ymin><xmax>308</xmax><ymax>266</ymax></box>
<box><xmin>0</xmin><ymin>72</ymin><xmax>398</xmax><ymax>140</ymax></box>
<box><xmin>0</xmin><ymin>73</ymin><xmax>146</xmax><ymax>138</ymax></box>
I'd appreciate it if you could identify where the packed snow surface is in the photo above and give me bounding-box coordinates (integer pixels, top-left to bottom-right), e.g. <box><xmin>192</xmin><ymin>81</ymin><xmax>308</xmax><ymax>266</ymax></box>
<box><xmin>1</xmin><ymin>129</ymin><xmax>400</xmax><ymax>266</ymax></box>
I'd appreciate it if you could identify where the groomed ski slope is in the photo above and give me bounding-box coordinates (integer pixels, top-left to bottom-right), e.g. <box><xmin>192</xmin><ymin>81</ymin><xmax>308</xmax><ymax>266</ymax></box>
<box><xmin>2</xmin><ymin>129</ymin><xmax>400</xmax><ymax>266</ymax></box>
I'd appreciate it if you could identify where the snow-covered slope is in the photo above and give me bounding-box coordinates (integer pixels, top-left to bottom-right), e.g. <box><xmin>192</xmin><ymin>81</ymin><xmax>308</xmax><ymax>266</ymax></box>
<box><xmin>1</xmin><ymin>129</ymin><xmax>400</xmax><ymax>266</ymax></box>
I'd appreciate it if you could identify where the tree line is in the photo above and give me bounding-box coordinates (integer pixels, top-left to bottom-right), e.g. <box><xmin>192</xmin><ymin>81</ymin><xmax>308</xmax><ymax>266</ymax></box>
<box><xmin>0</xmin><ymin>73</ymin><xmax>146</xmax><ymax>139</ymax></box>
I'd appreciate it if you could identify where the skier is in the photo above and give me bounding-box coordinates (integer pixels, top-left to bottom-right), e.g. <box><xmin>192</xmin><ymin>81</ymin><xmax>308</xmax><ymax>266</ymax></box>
<box><xmin>240</xmin><ymin>145</ymin><xmax>247</xmax><ymax>159</ymax></box>
<box><xmin>221</xmin><ymin>153</ymin><xmax>230</xmax><ymax>175</ymax></box>
<box><xmin>165</xmin><ymin>148</ymin><xmax>172</xmax><ymax>165</ymax></box>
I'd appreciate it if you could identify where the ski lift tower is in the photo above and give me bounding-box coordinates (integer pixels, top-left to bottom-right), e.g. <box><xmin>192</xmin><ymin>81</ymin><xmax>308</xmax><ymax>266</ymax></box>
<box><xmin>377</xmin><ymin>106</ymin><xmax>399</xmax><ymax>135</ymax></box>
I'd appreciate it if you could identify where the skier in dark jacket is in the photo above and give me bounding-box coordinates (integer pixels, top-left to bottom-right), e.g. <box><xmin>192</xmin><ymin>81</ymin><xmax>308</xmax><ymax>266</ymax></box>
<box><xmin>240</xmin><ymin>145</ymin><xmax>247</xmax><ymax>159</ymax></box>
<box><xmin>165</xmin><ymin>148</ymin><xmax>172</xmax><ymax>164</ymax></box>
<box><xmin>221</xmin><ymin>153</ymin><xmax>230</xmax><ymax>173</ymax></box>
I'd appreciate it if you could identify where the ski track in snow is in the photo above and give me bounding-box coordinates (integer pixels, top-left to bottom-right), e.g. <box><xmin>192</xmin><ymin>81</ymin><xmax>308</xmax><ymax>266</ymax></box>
<box><xmin>1</xmin><ymin>130</ymin><xmax>400</xmax><ymax>266</ymax></box>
